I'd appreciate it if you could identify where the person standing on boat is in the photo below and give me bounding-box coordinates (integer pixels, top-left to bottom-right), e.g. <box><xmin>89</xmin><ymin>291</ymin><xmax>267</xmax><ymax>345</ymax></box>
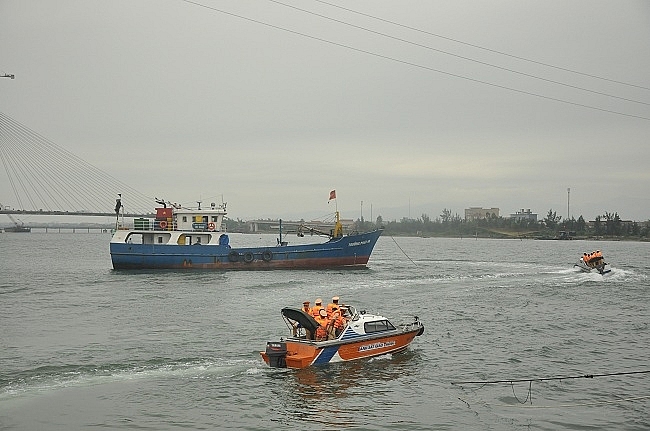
<box><xmin>300</xmin><ymin>300</ymin><xmax>313</xmax><ymax>339</ymax></box>
<box><xmin>339</xmin><ymin>305</ymin><xmax>351</xmax><ymax>320</ymax></box>
<box><xmin>315</xmin><ymin>309</ymin><xmax>331</xmax><ymax>341</ymax></box>
<box><xmin>331</xmin><ymin>306</ymin><xmax>347</xmax><ymax>338</ymax></box>
<box><xmin>326</xmin><ymin>296</ymin><xmax>340</xmax><ymax>318</ymax></box>
<box><xmin>311</xmin><ymin>299</ymin><xmax>324</xmax><ymax>319</ymax></box>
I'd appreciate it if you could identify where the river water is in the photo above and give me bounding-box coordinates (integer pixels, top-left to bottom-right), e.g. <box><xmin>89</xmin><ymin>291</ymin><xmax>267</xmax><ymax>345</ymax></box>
<box><xmin>1</xmin><ymin>232</ymin><xmax>648</xmax><ymax>430</ymax></box>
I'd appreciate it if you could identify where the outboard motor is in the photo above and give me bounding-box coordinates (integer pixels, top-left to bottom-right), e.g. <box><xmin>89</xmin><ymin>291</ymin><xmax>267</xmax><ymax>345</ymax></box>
<box><xmin>265</xmin><ymin>342</ymin><xmax>287</xmax><ymax>368</ymax></box>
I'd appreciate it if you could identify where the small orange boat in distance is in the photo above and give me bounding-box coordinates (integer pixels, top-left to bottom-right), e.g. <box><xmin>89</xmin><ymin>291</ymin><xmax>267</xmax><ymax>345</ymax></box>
<box><xmin>575</xmin><ymin>250</ymin><xmax>611</xmax><ymax>275</ymax></box>
<box><xmin>261</xmin><ymin>305</ymin><xmax>424</xmax><ymax>369</ymax></box>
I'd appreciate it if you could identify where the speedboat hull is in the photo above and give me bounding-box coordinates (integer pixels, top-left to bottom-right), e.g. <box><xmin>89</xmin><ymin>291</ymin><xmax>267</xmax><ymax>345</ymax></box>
<box><xmin>262</xmin><ymin>325</ymin><xmax>423</xmax><ymax>369</ymax></box>
<box><xmin>261</xmin><ymin>306</ymin><xmax>424</xmax><ymax>369</ymax></box>
<box><xmin>574</xmin><ymin>257</ymin><xmax>610</xmax><ymax>275</ymax></box>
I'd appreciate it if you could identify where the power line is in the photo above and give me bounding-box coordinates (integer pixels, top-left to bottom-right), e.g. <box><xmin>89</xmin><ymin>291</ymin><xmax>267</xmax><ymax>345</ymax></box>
<box><xmin>179</xmin><ymin>0</ymin><xmax>650</xmax><ymax>121</ymax></box>
<box><xmin>311</xmin><ymin>0</ymin><xmax>650</xmax><ymax>91</ymax></box>
<box><xmin>267</xmin><ymin>0</ymin><xmax>649</xmax><ymax>106</ymax></box>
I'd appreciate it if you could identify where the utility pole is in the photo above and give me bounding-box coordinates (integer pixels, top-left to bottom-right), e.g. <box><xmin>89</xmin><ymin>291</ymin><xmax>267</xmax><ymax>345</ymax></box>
<box><xmin>567</xmin><ymin>187</ymin><xmax>570</xmax><ymax>221</ymax></box>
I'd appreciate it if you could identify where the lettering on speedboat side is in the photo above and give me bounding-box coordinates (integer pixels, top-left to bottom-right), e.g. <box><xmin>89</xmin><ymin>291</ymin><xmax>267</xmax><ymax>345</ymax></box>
<box><xmin>358</xmin><ymin>340</ymin><xmax>396</xmax><ymax>352</ymax></box>
<box><xmin>348</xmin><ymin>240</ymin><xmax>371</xmax><ymax>247</ymax></box>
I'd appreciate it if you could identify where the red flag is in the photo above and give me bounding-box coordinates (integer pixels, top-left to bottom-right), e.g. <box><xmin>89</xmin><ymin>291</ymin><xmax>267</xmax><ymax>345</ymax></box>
<box><xmin>329</xmin><ymin>190</ymin><xmax>336</xmax><ymax>201</ymax></box>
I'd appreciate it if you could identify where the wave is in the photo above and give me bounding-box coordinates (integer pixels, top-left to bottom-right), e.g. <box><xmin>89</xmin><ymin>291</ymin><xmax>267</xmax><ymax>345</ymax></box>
<box><xmin>0</xmin><ymin>357</ymin><xmax>263</xmax><ymax>400</ymax></box>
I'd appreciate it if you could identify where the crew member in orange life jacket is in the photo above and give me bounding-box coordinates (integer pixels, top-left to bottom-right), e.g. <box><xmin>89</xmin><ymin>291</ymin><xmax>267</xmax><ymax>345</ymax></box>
<box><xmin>331</xmin><ymin>306</ymin><xmax>347</xmax><ymax>337</ymax></box>
<box><xmin>300</xmin><ymin>300</ymin><xmax>312</xmax><ymax>339</ymax></box>
<box><xmin>326</xmin><ymin>296</ymin><xmax>341</xmax><ymax>318</ymax></box>
<box><xmin>311</xmin><ymin>298</ymin><xmax>324</xmax><ymax>319</ymax></box>
<box><xmin>315</xmin><ymin>308</ymin><xmax>331</xmax><ymax>341</ymax></box>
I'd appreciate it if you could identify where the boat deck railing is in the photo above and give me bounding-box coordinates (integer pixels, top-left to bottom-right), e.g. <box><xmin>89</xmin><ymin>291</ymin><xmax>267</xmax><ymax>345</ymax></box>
<box><xmin>400</xmin><ymin>320</ymin><xmax>424</xmax><ymax>333</ymax></box>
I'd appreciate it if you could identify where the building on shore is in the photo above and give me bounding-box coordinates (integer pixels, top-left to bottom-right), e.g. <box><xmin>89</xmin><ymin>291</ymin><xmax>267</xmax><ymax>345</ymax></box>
<box><xmin>464</xmin><ymin>207</ymin><xmax>500</xmax><ymax>221</ymax></box>
<box><xmin>509</xmin><ymin>209</ymin><xmax>538</xmax><ymax>222</ymax></box>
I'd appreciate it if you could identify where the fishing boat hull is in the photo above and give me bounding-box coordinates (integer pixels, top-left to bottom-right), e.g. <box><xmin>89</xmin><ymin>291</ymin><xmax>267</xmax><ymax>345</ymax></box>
<box><xmin>110</xmin><ymin>229</ymin><xmax>382</xmax><ymax>270</ymax></box>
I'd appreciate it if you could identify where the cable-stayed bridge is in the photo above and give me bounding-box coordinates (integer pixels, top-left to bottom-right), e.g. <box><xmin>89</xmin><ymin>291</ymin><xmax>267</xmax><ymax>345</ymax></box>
<box><xmin>0</xmin><ymin>112</ymin><xmax>154</xmax><ymax>219</ymax></box>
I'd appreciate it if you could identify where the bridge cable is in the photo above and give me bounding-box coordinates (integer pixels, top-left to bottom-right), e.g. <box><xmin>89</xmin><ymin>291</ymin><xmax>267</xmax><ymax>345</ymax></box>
<box><xmin>0</xmin><ymin>112</ymin><xmax>154</xmax><ymax>213</ymax></box>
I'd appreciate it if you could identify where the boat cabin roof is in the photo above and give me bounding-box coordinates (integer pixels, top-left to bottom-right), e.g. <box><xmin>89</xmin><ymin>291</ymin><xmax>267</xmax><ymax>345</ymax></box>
<box><xmin>282</xmin><ymin>307</ymin><xmax>319</xmax><ymax>333</ymax></box>
<box><xmin>281</xmin><ymin>306</ymin><xmax>396</xmax><ymax>338</ymax></box>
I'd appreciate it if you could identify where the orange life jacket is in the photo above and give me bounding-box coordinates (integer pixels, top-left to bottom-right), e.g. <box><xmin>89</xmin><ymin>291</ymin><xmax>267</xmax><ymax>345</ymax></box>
<box><xmin>332</xmin><ymin>312</ymin><xmax>346</xmax><ymax>330</ymax></box>
<box><xmin>315</xmin><ymin>316</ymin><xmax>330</xmax><ymax>340</ymax></box>
<box><xmin>326</xmin><ymin>302</ymin><xmax>339</xmax><ymax>317</ymax></box>
<box><xmin>310</xmin><ymin>305</ymin><xmax>323</xmax><ymax>318</ymax></box>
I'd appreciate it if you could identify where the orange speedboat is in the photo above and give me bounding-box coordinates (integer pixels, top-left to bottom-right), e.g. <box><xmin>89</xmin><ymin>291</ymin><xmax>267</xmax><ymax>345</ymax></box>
<box><xmin>575</xmin><ymin>250</ymin><xmax>610</xmax><ymax>275</ymax></box>
<box><xmin>261</xmin><ymin>305</ymin><xmax>424</xmax><ymax>369</ymax></box>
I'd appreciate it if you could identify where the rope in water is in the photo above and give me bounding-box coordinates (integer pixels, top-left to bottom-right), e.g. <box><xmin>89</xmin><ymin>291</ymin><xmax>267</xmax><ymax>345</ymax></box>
<box><xmin>501</xmin><ymin>395</ymin><xmax>650</xmax><ymax>409</ymax></box>
<box><xmin>453</xmin><ymin>370</ymin><xmax>650</xmax><ymax>406</ymax></box>
<box><xmin>451</xmin><ymin>370</ymin><xmax>650</xmax><ymax>385</ymax></box>
<box><xmin>390</xmin><ymin>235</ymin><xmax>417</xmax><ymax>266</ymax></box>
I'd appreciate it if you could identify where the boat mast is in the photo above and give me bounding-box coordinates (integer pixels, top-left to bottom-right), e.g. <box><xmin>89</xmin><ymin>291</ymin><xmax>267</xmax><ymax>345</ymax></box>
<box><xmin>330</xmin><ymin>190</ymin><xmax>343</xmax><ymax>237</ymax></box>
<box><xmin>333</xmin><ymin>211</ymin><xmax>343</xmax><ymax>237</ymax></box>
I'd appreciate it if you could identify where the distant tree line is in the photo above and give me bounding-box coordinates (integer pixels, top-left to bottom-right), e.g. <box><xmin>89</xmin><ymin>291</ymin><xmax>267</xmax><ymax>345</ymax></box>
<box><xmin>354</xmin><ymin>209</ymin><xmax>650</xmax><ymax>240</ymax></box>
<box><xmin>225</xmin><ymin>210</ymin><xmax>649</xmax><ymax>240</ymax></box>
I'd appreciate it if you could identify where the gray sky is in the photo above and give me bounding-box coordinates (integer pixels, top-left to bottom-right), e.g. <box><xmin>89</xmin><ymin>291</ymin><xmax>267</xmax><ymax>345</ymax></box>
<box><xmin>1</xmin><ymin>0</ymin><xmax>649</xmax><ymax>222</ymax></box>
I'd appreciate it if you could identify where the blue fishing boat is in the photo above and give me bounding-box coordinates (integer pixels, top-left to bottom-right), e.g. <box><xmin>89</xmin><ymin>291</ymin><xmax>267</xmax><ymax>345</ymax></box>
<box><xmin>109</xmin><ymin>197</ymin><xmax>382</xmax><ymax>270</ymax></box>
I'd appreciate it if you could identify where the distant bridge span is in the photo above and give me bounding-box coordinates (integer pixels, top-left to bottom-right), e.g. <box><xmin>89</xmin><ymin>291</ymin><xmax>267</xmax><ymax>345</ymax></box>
<box><xmin>0</xmin><ymin>209</ymin><xmax>154</xmax><ymax>218</ymax></box>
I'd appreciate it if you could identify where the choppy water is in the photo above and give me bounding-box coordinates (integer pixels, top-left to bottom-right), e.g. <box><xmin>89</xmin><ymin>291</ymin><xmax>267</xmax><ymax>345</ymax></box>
<box><xmin>1</xmin><ymin>232</ymin><xmax>648</xmax><ymax>430</ymax></box>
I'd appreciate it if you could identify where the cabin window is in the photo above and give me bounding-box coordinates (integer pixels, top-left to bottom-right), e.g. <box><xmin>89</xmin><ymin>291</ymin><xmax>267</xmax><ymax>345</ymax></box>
<box><xmin>364</xmin><ymin>320</ymin><xmax>396</xmax><ymax>334</ymax></box>
<box><xmin>182</xmin><ymin>216</ymin><xmax>187</xmax><ymax>223</ymax></box>
<box><xmin>211</xmin><ymin>216</ymin><xmax>219</xmax><ymax>222</ymax></box>
<box><xmin>126</xmin><ymin>233</ymin><xmax>144</xmax><ymax>244</ymax></box>
<box><xmin>157</xmin><ymin>236</ymin><xmax>163</xmax><ymax>244</ymax></box>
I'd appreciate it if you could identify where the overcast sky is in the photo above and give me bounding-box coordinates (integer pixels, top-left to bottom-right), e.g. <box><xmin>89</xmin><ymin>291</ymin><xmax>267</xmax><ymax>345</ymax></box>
<box><xmin>1</xmin><ymin>1</ymin><xmax>649</xmax><ymax>222</ymax></box>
